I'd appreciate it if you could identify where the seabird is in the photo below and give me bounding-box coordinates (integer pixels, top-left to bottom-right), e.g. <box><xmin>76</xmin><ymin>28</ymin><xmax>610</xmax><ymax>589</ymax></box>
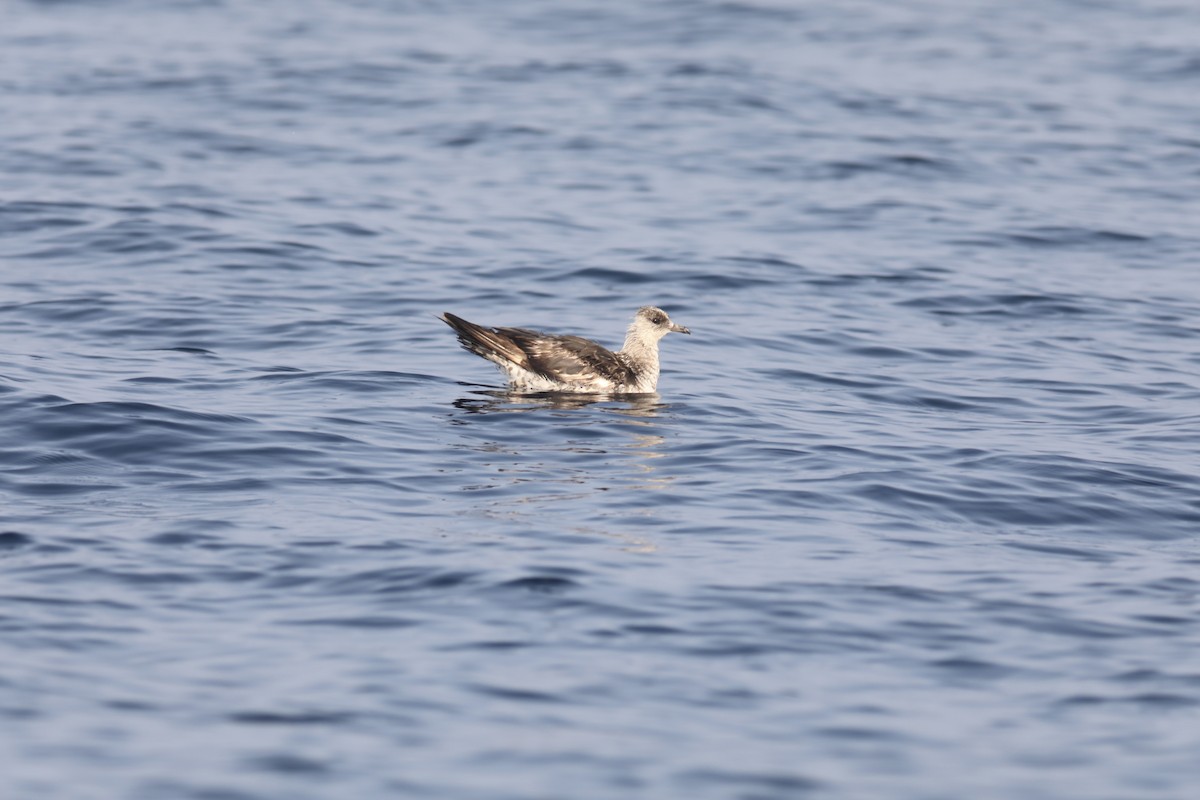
<box><xmin>441</xmin><ymin>306</ymin><xmax>691</xmax><ymax>393</ymax></box>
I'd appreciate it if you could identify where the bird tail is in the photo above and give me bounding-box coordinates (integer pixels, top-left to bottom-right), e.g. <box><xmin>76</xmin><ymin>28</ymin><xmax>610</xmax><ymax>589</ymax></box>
<box><xmin>440</xmin><ymin>313</ymin><xmax>529</xmax><ymax>369</ymax></box>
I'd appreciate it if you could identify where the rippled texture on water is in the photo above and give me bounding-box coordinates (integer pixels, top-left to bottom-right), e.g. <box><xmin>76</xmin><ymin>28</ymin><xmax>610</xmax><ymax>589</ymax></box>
<box><xmin>3</xmin><ymin>1</ymin><xmax>1200</xmax><ymax>798</ymax></box>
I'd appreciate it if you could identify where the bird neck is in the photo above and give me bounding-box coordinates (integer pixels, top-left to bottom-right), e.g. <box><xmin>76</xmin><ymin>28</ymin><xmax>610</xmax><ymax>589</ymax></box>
<box><xmin>620</xmin><ymin>327</ymin><xmax>660</xmax><ymax>374</ymax></box>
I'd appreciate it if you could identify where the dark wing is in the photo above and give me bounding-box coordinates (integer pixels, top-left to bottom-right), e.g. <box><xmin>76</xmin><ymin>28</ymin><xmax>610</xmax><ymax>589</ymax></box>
<box><xmin>442</xmin><ymin>312</ymin><xmax>634</xmax><ymax>386</ymax></box>
<box><xmin>441</xmin><ymin>313</ymin><xmax>534</xmax><ymax>369</ymax></box>
<box><xmin>497</xmin><ymin>329</ymin><xmax>634</xmax><ymax>386</ymax></box>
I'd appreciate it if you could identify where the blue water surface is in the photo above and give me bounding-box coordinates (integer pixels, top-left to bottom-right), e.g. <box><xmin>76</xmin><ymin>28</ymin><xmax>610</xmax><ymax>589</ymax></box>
<box><xmin>3</xmin><ymin>1</ymin><xmax>1200</xmax><ymax>798</ymax></box>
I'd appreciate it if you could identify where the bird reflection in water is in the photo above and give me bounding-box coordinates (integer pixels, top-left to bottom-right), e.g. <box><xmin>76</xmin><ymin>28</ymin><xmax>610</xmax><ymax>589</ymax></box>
<box><xmin>448</xmin><ymin>389</ymin><xmax>674</xmax><ymax>552</ymax></box>
<box><xmin>451</xmin><ymin>389</ymin><xmax>666</xmax><ymax>416</ymax></box>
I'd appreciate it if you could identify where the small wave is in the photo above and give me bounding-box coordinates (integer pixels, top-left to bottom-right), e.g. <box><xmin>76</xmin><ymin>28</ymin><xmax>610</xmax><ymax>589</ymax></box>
<box><xmin>0</xmin><ymin>531</ymin><xmax>34</xmax><ymax>550</ymax></box>
<box><xmin>816</xmin><ymin>153</ymin><xmax>962</xmax><ymax>180</ymax></box>
<box><xmin>557</xmin><ymin>266</ymin><xmax>664</xmax><ymax>285</ymax></box>
<box><xmin>228</xmin><ymin>710</ymin><xmax>357</xmax><ymax>726</ymax></box>
<box><xmin>899</xmin><ymin>291</ymin><xmax>1094</xmax><ymax>317</ymax></box>
<box><xmin>957</xmin><ymin>226</ymin><xmax>1153</xmax><ymax>249</ymax></box>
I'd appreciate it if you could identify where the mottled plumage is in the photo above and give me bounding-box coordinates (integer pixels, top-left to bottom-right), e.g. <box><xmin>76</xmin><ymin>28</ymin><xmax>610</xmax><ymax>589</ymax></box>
<box><xmin>441</xmin><ymin>306</ymin><xmax>690</xmax><ymax>393</ymax></box>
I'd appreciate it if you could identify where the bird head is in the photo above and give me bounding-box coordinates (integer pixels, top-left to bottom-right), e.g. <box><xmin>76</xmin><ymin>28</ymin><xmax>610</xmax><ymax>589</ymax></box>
<box><xmin>634</xmin><ymin>306</ymin><xmax>690</xmax><ymax>340</ymax></box>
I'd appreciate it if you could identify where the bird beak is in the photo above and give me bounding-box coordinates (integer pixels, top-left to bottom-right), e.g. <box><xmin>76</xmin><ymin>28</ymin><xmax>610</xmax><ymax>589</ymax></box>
<box><xmin>670</xmin><ymin>323</ymin><xmax>691</xmax><ymax>335</ymax></box>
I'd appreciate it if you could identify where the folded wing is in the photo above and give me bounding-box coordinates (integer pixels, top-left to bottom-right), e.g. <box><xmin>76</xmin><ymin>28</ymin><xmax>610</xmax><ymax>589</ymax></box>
<box><xmin>441</xmin><ymin>313</ymin><xmax>633</xmax><ymax>387</ymax></box>
<box><xmin>501</xmin><ymin>329</ymin><xmax>634</xmax><ymax>386</ymax></box>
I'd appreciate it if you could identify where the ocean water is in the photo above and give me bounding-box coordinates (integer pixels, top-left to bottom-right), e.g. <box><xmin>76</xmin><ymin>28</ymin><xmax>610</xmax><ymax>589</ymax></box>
<box><xmin>3</xmin><ymin>1</ymin><xmax>1200</xmax><ymax>798</ymax></box>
